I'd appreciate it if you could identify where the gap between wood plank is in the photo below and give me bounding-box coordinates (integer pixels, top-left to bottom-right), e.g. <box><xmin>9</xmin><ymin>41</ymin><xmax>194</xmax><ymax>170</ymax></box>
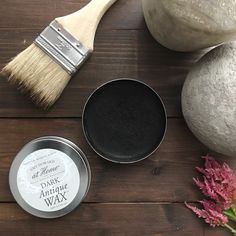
<box><xmin>0</xmin><ymin>116</ymin><xmax>182</xmax><ymax>119</ymax></box>
<box><xmin>0</xmin><ymin>201</ymin><xmax>197</xmax><ymax>204</ymax></box>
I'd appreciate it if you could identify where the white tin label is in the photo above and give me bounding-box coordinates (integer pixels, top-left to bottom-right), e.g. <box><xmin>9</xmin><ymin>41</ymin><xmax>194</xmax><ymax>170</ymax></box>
<box><xmin>17</xmin><ymin>148</ymin><xmax>80</xmax><ymax>212</ymax></box>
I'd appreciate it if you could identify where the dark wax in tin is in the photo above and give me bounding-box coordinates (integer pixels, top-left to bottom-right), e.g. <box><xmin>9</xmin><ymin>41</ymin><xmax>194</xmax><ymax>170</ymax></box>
<box><xmin>83</xmin><ymin>79</ymin><xmax>167</xmax><ymax>163</ymax></box>
<box><xmin>9</xmin><ymin>136</ymin><xmax>91</xmax><ymax>218</ymax></box>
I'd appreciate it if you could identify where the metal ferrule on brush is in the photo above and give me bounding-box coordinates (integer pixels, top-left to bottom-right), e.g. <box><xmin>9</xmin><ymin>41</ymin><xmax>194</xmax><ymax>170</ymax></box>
<box><xmin>34</xmin><ymin>20</ymin><xmax>91</xmax><ymax>75</ymax></box>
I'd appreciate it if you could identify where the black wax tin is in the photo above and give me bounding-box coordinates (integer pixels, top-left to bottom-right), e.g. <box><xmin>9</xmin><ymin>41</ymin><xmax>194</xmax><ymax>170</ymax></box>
<box><xmin>82</xmin><ymin>79</ymin><xmax>167</xmax><ymax>163</ymax></box>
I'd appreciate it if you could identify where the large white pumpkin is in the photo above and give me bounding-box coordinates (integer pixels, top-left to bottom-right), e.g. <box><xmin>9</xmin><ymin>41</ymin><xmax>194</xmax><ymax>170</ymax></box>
<box><xmin>182</xmin><ymin>43</ymin><xmax>236</xmax><ymax>157</ymax></box>
<box><xmin>142</xmin><ymin>0</ymin><xmax>236</xmax><ymax>51</ymax></box>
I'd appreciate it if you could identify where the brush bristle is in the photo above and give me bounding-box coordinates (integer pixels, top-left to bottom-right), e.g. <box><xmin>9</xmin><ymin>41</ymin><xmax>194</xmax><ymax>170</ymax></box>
<box><xmin>1</xmin><ymin>43</ymin><xmax>71</xmax><ymax>108</ymax></box>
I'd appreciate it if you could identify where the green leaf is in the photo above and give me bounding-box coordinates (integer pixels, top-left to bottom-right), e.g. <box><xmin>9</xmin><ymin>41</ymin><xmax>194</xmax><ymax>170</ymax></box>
<box><xmin>224</xmin><ymin>209</ymin><xmax>236</xmax><ymax>222</ymax></box>
<box><xmin>231</xmin><ymin>205</ymin><xmax>236</xmax><ymax>216</ymax></box>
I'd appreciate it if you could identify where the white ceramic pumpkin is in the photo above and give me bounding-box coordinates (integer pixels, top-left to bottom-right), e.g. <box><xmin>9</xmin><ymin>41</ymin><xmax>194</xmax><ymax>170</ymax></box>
<box><xmin>142</xmin><ymin>0</ymin><xmax>236</xmax><ymax>51</ymax></box>
<box><xmin>182</xmin><ymin>43</ymin><xmax>236</xmax><ymax>157</ymax></box>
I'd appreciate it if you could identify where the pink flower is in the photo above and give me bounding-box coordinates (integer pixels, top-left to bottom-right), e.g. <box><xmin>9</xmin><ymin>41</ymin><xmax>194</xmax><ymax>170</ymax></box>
<box><xmin>194</xmin><ymin>155</ymin><xmax>236</xmax><ymax>209</ymax></box>
<box><xmin>185</xmin><ymin>200</ymin><xmax>228</xmax><ymax>227</ymax></box>
<box><xmin>186</xmin><ymin>155</ymin><xmax>236</xmax><ymax>234</ymax></box>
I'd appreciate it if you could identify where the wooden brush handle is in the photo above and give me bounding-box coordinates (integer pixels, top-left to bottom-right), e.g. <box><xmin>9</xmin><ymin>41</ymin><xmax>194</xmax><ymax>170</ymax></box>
<box><xmin>56</xmin><ymin>0</ymin><xmax>117</xmax><ymax>51</ymax></box>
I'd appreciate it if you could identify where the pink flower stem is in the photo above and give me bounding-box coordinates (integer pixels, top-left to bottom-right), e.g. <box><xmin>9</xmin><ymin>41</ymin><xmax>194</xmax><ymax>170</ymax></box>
<box><xmin>224</xmin><ymin>224</ymin><xmax>236</xmax><ymax>235</ymax></box>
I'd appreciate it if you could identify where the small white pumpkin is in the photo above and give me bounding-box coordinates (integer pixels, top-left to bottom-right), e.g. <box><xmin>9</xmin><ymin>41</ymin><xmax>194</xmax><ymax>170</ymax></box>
<box><xmin>142</xmin><ymin>0</ymin><xmax>236</xmax><ymax>51</ymax></box>
<box><xmin>182</xmin><ymin>43</ymin><xmax>236</xmax><ymax>157</ymax></box>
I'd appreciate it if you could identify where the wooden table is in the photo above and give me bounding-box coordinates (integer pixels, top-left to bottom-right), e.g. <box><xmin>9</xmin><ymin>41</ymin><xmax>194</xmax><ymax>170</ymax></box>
<box><xmin>0</xmin><ymin>1</ymin><xmax>233</xmax><ymax>235</ymax></box>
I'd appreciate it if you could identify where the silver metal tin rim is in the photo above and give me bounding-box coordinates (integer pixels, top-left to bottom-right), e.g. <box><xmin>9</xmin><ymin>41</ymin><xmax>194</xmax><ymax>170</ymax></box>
<box><xmin>9</xmin><ymin>136</ymin><xmax>91</xmax><ymax>218</ymax></box>
<box><xmin>82</xmin><ymin>78</ymin><xmax>167</xmax><ymax>164</ymax></box>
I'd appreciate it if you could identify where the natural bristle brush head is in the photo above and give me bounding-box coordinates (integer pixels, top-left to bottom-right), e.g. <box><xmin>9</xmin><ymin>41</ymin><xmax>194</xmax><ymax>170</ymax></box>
<box><xmin>1</xmin><ymin>0</ymin><xmax>118</xmax><ymax>108</ymax></box>
<box><xmin>2</xmin><ymin>44</ymin><xmax>71</xmax><ymax>108</ymax></box>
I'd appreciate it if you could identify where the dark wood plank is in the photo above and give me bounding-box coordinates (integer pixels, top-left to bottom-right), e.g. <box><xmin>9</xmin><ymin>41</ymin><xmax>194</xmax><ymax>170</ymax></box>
<box><xmin>0</xmin><ymin>29</ymin><xmax>205</xmax><ymax>117</ymax></box>
<box><xmin>0</xmin><ymin>203</ymin><xmax>204</xmax><ymax>236</ymax></box>
<box><xmin>205</xmin><ymin>228</ymin><xmax>231</xmax><ymax>236</ymax></box>
<box><xmin>0</xmin><ymin>0</ymin><xmax>144</xmax><ymax>30</ymax></box>
<box><xmin>1</xmin><ymin>118</ymin><xmax>234</xmax><ymax>203</ymax></box>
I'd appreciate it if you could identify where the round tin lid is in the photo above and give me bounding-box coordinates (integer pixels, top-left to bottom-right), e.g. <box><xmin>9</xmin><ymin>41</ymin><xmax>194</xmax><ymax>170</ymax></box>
<box><xmin>9</xmin><ymin>136</ymin><xmax>91</xmax><ymax>218</ymax></box>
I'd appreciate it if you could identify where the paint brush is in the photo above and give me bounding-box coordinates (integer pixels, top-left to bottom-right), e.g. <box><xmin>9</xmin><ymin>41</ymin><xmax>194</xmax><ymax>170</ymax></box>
<box><xmin>1</xmin><ymin>0</ymin><xmax>117</xmax><ymax>108</ymax></box>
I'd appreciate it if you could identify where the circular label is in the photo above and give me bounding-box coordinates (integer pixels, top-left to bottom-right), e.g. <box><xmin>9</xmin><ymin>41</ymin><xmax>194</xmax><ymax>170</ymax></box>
<box><xmin>17</xmin><ymin>148</ymin><xmax>80</xmax><ymax>212</ymax></box>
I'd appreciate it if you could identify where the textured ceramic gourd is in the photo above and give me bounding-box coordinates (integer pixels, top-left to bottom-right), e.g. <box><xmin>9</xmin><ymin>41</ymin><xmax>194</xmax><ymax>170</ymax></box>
<box><xmin>182</xmin><ymin>43</ymin><xmax>236</xmax><ymax>157</ymax></box>
<box><xmin>142</xmin><ymin>0</ymin><xmax>236</xmax><ymax>52</ymax></box>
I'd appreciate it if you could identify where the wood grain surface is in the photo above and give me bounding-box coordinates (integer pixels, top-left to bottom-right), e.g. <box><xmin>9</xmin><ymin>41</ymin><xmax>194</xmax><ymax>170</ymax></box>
<box><xmin>0</xmin><ymin>0</ymin><xmax>232</xmax><ymax>235</ymax></box>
